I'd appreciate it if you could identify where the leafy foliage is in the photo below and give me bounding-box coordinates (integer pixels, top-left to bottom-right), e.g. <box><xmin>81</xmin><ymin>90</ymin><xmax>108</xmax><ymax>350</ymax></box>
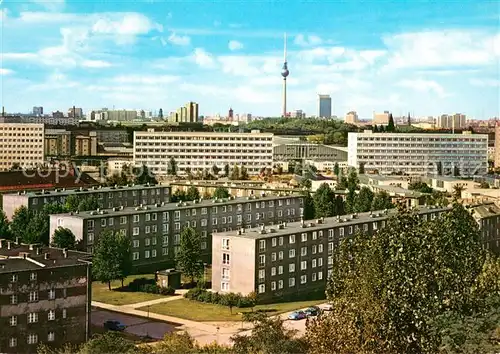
<box><xmin>213</xmin><ymin>187</ymin><xmax>230</xmax><ymax>199</ymax></box>
<box><xmin>132</xmin><ymin>164</ymin><xmax>158</xmax><ymax>185</ymax></box>
<box><xmin>10</xmin><ymin>205</ymin><xmax>31</xmax><ymax>241</ymax></box>
<box><xmin>354</xmin><ymin>186</ymin><xmax>374</xmax><ymax>213</ymax></box>
<box><xmin>371</xmin><ymin>191</ymin><xmax>394</xmax><ymax>211</ymax></box>
<box><xmin>52</xmin><ymin>227</ymin><xmax>76</xmax><ymax>249</ymax></box>
<box><xmin>176</xmin><ymin>227</ymin><xmax>204</xmax><ymax>283</ymax></box>
<box><xmin>0</xmin><ymin>210</ymin><xmax>11</xmax><ymax>239</ymax></box>
<box><xmin>92</xmin><ymin>230</ymin><xmax>130</xmax><ymax>290</ymax></box>
<box><xmin>185</xmin><ymin>186</ymin><xmax>201</xmax><ymax>201</ymax></box>
<box><xmin>168</xmin><ymin>157</ymin><xmax>178</xmax><ymax>176</ymax></box>
<box><xmin>408</xmin><ymin>181</ymin><xmax>434</xmax><ymax>194</ymax></box>
<box><xmin>312</xmin><ymin>183</ymin><xmax>336</xmax><ymax>218</ymax></box>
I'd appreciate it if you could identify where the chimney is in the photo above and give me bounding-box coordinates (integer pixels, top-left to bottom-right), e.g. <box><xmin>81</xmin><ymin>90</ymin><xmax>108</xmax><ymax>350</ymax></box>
<box><xmin>44</xmin><ymin>253</ymin><xmax>50</xmax><ymax>260</ymax></box>
<box><xmin>240</xmin><ymin>228</ymin><xmax>245</xmax><ymax>234</ymax></box>
<box><xmin>15</xmin><ymin>237</ymin><xmax>20</xmax><ymax>244</ymax></box>
<box><xmin>7</xmin><ymin>241</ymin><xmax>11</xmax><ymax>250</ymax></box>
<box><xmin>36</xmin><ymin>247</ymin><xmax>41</xmax><ymax>255</ymax></box>
<box><xmin>63</xmin><ymin>248</ymin><xmax>68</xmax><ymax>258</ymax></box>
<box><xmin>29</xmin><ymin>244</ymin><xmax>34</xmax><ymax>251</ymax></box>
<box><xmin>0</xmin><ymin>239</ymin><xmax>3</xmax><ymax>249</ymax></box>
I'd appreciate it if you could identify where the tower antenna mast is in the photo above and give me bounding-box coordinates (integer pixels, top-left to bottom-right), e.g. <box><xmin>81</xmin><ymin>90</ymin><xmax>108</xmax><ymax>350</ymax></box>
<box><xmin>281</xmin><ymin>32</ymin><xmax>290</xmax><ymax>118</ymax></box>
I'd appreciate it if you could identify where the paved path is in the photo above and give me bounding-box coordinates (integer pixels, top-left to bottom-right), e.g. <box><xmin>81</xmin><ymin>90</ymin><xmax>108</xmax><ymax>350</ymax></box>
<box><xmin>122</xmin><ymin>295</ymin><xmax>185</xmax><ymax>309</ymax></box>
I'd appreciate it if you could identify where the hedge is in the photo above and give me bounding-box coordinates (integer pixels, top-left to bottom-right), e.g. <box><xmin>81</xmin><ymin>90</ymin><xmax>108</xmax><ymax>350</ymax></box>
<box><xmin>184</xmin><ymin>288</ymin><xmax>255</xmax><ymax>308</ymax></box>
<box><xmin>125</xmin><ymin>277</ymin><xmax>175</xmax><ymax>295</ymax></box>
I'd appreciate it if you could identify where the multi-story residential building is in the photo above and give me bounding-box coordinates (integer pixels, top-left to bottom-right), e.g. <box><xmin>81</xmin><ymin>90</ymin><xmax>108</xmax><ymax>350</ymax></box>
<box><xmin>0</xmin><ymin>123</ymin><xmax>45</xmax><ymax>171</ymax></box>
<box><xmin>373</xmin><ymin>111</ymin><xmax>390</xmax><ymax>125</ymax></box>
<box><xmin>318</xmin><ymin>95</ymin><xmax>332</xmax><ymax>119</ymax></box>
<box><xmin>273</xmin><ymin>136</ymin><xmax>348</xmax><ymax>161</ymax></box>
<box><xmin>74</xmin><ymin>132</ymin><xmax>97</xmax><ymax>156</ymax></box>
<box><xmin>44</xmin><ymin>129</ymin><xmax>72</xmax><ymax>157</ymax></box>
<box><xmin>3</xmin><ymin>183</ymin><xmax>170</xmax><ymax>220</ymax></box>
<box><xmin>0</xmin><ymin>241</ymin><xmax>92</xmax><ymax>353</ymax></box>
<box><xmin>212</xmin><ymin>204</ymin><xmax>500</xmax><ymax>301</ymax></box>
<box><xmin>169</xmin><ymin>102</ymin><xmax>199</xmax><ymax>123</ymax></box>
<box><xmin>495</xmin><ymin>124</ymin><xmax>500</xmax><ymax>168</ymax></box>
<box><xmin>472</xmin><ymin>203</ymin><xmax>500</xmax><ymax>253</ymax></box>
<box><xmin>345</xmin><ymin>111</ymin><xmax>359</xmax><ymax>125</ymax></box>
<box><xmin>67</xmin><ymin>107</ymin><xmax>83</xmax><ymax>119</ymax></box>
<box><xmin>32</xmin><ymin>107</ymin><xmax>43</xmax><ymax>116</ymax></box>
<box><xmin>104</xmin><ymin>110</ymin><xmax>138</xmax><ymax>122</ymax></box>
<box><xmin>49</xmin><ymin>194</ymin><xmax>304</xmax><ymax>272</ymax></box>
<box><xmin>348</xmin><ymin>130</ymin><xmax>488</xmax><ymax>176</ymax></box>
<box><xmin>436</xmin><ymin>113</ymin><xmax>467</xmax><ymax>130</ymax></box>
<box><xmin>134</xmin><ymin>130</ymin><xmax>273</xmax><ymax>175</ymax></box>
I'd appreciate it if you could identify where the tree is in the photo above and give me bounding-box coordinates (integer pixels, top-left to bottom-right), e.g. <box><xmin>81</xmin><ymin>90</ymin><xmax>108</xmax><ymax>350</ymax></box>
<box><xmin>387</xmin><ymin>113</ymin><xmax>395</xmax><ymax>132</ymax></box>
<box><xmin>64</xmin><ymin>194</ymin><xmax>81</xmax><ymax>212</ymax></box>
<box><xmin>79</xmin><ymin>332</ymin><xmax>138</xmax><ymax>354</ymax></box>
<box><xmin>0</xmin><ymin>210</ymin><xmax>11</xmax><ymax>239</ymax></box>
<box><xmin>371</xmin><ymin>191</ymin><xmax>394</xmax><ymax>211</ymax></box>
<box><xmin>185</xmin><ymin>167</ymin><xmax>193</xmax><ymax>180</ymax></box>
<box><xmin>213</xmin><ymin>187</ymin><xmax>230</xmax><ymax>199</ymax></box>
<box><xmin>276</xmin><ymin>165</ymin><xmax>283</xmax><ymax>175</ymax></box>
<box><xmin>302</xmin><ymin>192</ymin><xmax>315</xmax><ymax>220</ymax></box>
<box><xmin>224</xmin><ymin>164</ymin><xmax>230</xmax><ymax>177</ymax></box>
<box><xmin>354</xmin><ymin>186</ymin><xmax>374</xmax><ymax>213</ymax></box>
<box><xmin>232</xmin><ymin>316</ymin><xmax>308</xmax><ymax>354</ymax></box>
<box><xmin>345</xmin><ymin>169</ymin><xmax>359</xmax><ymax>213</ymax></box>
<box><xmin>223</xmin><ymin>292</ymin><xmax>239</xmax><ymax>314</ymax></box>
<box><xmin>453</xmin><ymin>184</ymin><xmax>464</xmax><ymax>200</ymax></box>
<box><xmin>133</xmin><ymin>164</ymin><xmax>157</xmax><ymax>185</ymax></box>
<box><xmin>230</xmin><ymin>165</ymin><xmax>240</xmax><ymax>180</ymax></box>
<box><xmin>240</xmin><ymin>166</ymin><xmax>249</xmax><ymax>180</ymax></box>
<box><xmin>299</xmin><ymin>178</ymin><xmax>312</xmax><ymax>190</ymax></box>
<box><xmin>116</xmin><ymin>232</ymin><xmax>132</xmax><ymax>288</ymax></box>
<box><xmin>171</xmin><ymin>189</ymin><xmax>186</xmax><ymax>202</ymax></box>
<box><xmin>185</xmin><ymin>186</ymin><xmax>201</xmax><ymax>201</ymax></box>
<box><xmin>211</xmin><ymin>164</ymin><xmax>221</xmax><ymax>177</ymax></box>
<box><xmin>92</xmin><ymin>230</ymin><xmax>126</xmax><ymax>290</ymax></box>
<box><xmin>358</xmin><ymin>162</ymin><xmax>365</xmax><ymax>175</ymax></box>
<box><xmin>408</xmin><ymin>181</ymin><xmax>433</xmax><ymax>194</ymax></box>
<box><xmin>52</xmin><ymin>228</ymin><xmax>76</xmax><ymax>249</ymax></box>
<box><xmin>77</xmin><ymin>196</ymin><xmax>99</xmax><ymax>212</ymax></box>
<box><xmin>479</xmin><ymin>181</ymin><xmax>490</xmax><ymax>189</ymax></box>
<box><xmin>10</xmin><ymin>205</ymin><xmax>30</xmax><ymax>241</ymax></box>
<box><xmin>333</xmin><ymin>162</ymin><xmax>340</xmax><ymax>176</ymax></box>
<box><xmin>167</xmin><ymin>157</ymin><xmax>177</xmax><ymax>176</ymax></box>
<box><xmin>373</xmin><ymin>125</ymin><xmax>379</xmax><ymax>132</ymax></box>
<box><xmin>313</xmin><ymin>183</ymin><xmax>335</xmax><ymax>218</ymax></box>
<box><xmin>175</xmin><ymin>227</ymin><xmax>204</xmax><ymax>283</ymax></box>
<box><xmin>24</xmin><ymin>211</ymin><xmax>49</xmax><ymax>244</ymax></box>
<box><xmin>294</xmin><ymin>162</ymin><xmax>303</xmax><ymax>175</ymax></box>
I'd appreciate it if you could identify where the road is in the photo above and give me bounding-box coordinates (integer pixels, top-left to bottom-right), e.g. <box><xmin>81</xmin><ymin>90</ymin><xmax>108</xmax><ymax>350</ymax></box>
<box><xmin>91</xmin><ymin>308</ymin><xmax>179</xmax><ymax>339</ymax></box>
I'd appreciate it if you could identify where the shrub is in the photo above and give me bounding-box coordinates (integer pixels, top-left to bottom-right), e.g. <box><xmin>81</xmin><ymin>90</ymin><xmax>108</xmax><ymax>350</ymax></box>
<box><xmin>184</xmin><ymin>288</ymin><xmax>255</xmax><ymax>308</ymax></box>
<box><xmin>128</xmin><ymin>277</ymin><xmax>155</xmax><ymax>291</ymax></box>
<box><xmin>142</xmin><ymin>284</ymin><xmax>159</xmax><ymax>294</ymax></box>
<box><xmin>159</xmin><ymin>286</ymin><xmax>175</xmax><ymax>296</ymax></box>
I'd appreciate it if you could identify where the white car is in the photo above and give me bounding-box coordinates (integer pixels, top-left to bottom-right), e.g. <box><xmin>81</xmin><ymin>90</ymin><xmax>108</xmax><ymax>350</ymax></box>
<box><xmin>321</xmin><ymin>303</ymin><xmax>333</xmax><ymax>311</ymax></box>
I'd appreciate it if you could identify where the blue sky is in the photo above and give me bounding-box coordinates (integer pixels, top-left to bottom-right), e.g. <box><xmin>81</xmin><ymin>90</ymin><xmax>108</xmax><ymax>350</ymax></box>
<box><xmin>0</xmin><ymin>0</ymin><xmax>499</xmax><ymax>118</ymax></box>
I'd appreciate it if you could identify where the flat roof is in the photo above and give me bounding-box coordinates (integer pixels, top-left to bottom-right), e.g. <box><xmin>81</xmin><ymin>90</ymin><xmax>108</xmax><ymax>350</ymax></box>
<box><xmin>429</xmin><ymin>175</ymin><xmax>476</xmax><ymax>182</ymax></box>
<box><xmin>372</xmin><ymin>185</ymin><xmax>427</xmax><ymax>197</ymax></box>
<box><xmin>0</xmin><ymin>242</ymin><xmax>91</xmax><ymax>272</ymax></box>
<box><xmin>136</xmin><ymin>131</ymin><xmax>274</xmax><ymax>137</ymax></box>
<box><xmin>216</xmin><ymin>205</ymin><xmax>450</xmax><ymax>240</ymax></box>
<box><xmin>53</xmin><ymin>194</ymin><xmax>302</xmax><ymax>220</ymax></box>
<box><xmin>170</xmin><ymin>181</ymin><xmax>300</xmax><ymax>191</ymax></box>
<box><xmin>4</xmin><ymin>183</ymin><xmax>167</xmax><ymax>199</ymax></box>
<box><xmin>350</xmin><ymin>131</ymin><xmax>488</xmax><ymax>138</ymax></box>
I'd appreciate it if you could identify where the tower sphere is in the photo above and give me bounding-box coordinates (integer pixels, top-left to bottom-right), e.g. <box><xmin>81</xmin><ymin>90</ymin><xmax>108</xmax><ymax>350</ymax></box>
<box><xmin>281</xmin><ymin>63</ymin><xmax>289</xmax><ymax>78</ymax></box>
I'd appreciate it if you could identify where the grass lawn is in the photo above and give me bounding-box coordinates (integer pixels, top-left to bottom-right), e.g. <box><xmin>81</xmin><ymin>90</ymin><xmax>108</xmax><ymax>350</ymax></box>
<box><xmin>92</xmin><ymin>274</ymin><xmax>166</xmax><ymax>306</ymax></box>
<box><xmin>140</xmin><ymin>298</ymin><xmax>325</xmax><ymax>322</ymax></box>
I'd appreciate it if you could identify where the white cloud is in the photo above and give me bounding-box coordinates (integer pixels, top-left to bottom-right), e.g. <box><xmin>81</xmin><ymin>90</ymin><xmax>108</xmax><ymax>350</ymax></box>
<box><xmin>397</xmin><ymin>79</ymin><xmax>447</xmax><ymax>97</ymax></box>
<box><xmin>294</xmin><ymin>34</ymin><xmax>322</xmax><ymax>47</ymax></box>
<box><xmin>0</xmin><ymin>68</ymin><xmax>13</xmax><ymax>75</ymax></box>
<box><xmin>383</xmin><ymin>30</ymin><xmax>498</xmax><ymax>69</ymax></box>
<box><xmin>470</xmin><ymin>78</ymin><xmax>500</xmax><ymax>87</ymax></box>
<box><xmin>82</xmin><ymin>60</ymin><xmax>113</xmax><ymax>68</ymax></box>
<box><xmin>228</xmin><ymin>40</ymin><xmax>243</xmax><ymax>51</ymax></box>
<box><xmin>192</xmin><ymin>48</ymin><xmax>215</xmax><ymax>68</ymax></box>
<box><xmin>113</xmin><ymin>75</ymin><xmax>180</xmax><ymax>84</ymax></box>
<box><xmin>92</xmin><ymin>13</ymin><xmax>163</xmax><ymax>35</ymax></box>
<box><xmin>30</xmin><ymin>0</ymin><xmax>65</xmax><ymax>12</ymax></box>
<box><xmin>168</xmin><ymin>32</ymin><xmax>191</xmax><ymax>46</ymax></box>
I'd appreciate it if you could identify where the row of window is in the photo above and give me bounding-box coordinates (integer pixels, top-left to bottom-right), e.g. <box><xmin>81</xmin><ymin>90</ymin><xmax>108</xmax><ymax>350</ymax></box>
<box><xmin>8</xmin><ymin>332</ymin><xmax>55</xmax><ymax>347</ymax></box>
<box><xmin>8</xmin><ymin>288</ymin><xmax>67</xmax><ymax>304</ymax></box>
<box><xmin>9</xmin><ymin>309</ymin><xmax>67</xmax><ymax>326</ymax></box>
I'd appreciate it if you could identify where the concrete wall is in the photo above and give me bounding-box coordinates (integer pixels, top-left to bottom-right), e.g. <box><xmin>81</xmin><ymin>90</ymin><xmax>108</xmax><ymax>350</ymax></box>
<box><xmin>2</xmin><ymin>194</ymin><xmax>29</xmax><ymax>220</ymax></box>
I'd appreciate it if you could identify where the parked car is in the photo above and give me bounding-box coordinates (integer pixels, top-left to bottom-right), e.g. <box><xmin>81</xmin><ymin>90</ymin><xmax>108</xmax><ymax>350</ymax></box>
<box><xmin>103</xmin><ymin>320</ymin><xmax>126</xmax><ymax>331</ymax></box>
<box><xmin>304</xmin><ymin>306</ymin><xmax>321</xmax><ymax>317</ymax></box>
<box><xmin>288</xmin><ymin>310</ymin><xmax>307</xmax><ymax>320</ymax></box>
<box><xmin>322</xmin><ymin>303</ymin><xmax>334</xmax><ymax>311</ymax></box>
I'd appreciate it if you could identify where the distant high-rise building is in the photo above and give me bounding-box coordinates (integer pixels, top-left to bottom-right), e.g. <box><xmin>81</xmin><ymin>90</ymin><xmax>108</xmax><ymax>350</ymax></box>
<box><xmin>291</xmin><ymin>110</ymin><xmax>306</xmax><ymax>118</ymax></box>
<box><xmin>345</xmin><ymin>111</ymin><xmax>359</xmax><ymax>124</ymax></box>
<box><xmin>32</xmin><ymin>106</ymin><xmax>43</xmax><ymax>116</ymax></box>
<box><xmin>158</xmin><ymin>108</ymin><xmax>164</xmax><ymax>119</ymax></box>
<box><xmin>228</xmin><ymin>107</ymin><xmax>234</xmax><ymax>120</ymax></box>
<box><xmin>169</xmin><ymin>102</ymin><xmax>199</xmax><ymax>123</ymax></box>
<box><xmin>67</xmin><ymin>107</ymin><xmax>83</xmax><ymax>118</ymax></box>
<box><xmin>436</xmin><ymin>113</ymin><xmax>467</xmax><ymax>131</ymax></box>
<box><xmin>373</xmin><ymin>111</ymin><xmax>390</xmax><ymax>125</ymax></box>
<box><xmin>318</xmin><ymin>95</ymin><xmax>332</xmax><ymax>118</ymax></box>
<box><xmin>52</xmin><ymin>111</ymin><xmax>64</xmax><ymax>118</ymax></box>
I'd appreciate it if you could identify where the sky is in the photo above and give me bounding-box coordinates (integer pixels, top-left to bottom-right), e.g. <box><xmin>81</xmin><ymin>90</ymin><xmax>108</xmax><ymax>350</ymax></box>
<box><xmin>0</xmin><ymin>0</ymin><xmax>499</xmax><ymax>119</ymax></box>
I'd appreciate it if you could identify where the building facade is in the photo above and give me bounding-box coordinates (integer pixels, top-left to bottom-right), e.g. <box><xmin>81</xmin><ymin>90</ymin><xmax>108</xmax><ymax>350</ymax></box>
<box><xmin>212</xmin><ymin>204</ymin><xmax>499</xmax><ymax>301</ymax></box>
<box><xmin>345</xmin><ymin>111</ymin><xmax>359</xmax><ymax>124</ymax></box>
<box><xmin>44</xmin><ymin>129</ymin><xmax>71</xmax><ymax>157</ymax></box>
<box><xmin>273</xmin><ymin>137</ymin><xmax>348</xmax><ymax>162</ymax></box>
<box><xmin>134</xmin><ymin>130</ymin><xmax>273</xmax><ymax>175</ymax></box>
<box><xmin>318</xmin><ymin>95</ymin><xmax>332</xmax><ymax>118</ymax></box>
<box><xmin>436</xmin><ymin>113</ymin><xmax>467</xmax><ymax>130</ymax></box>
<box><xmin>347</xmin><ymin>130</ymin><xmax>488</xmax><ymax>176</ymax></box>
<box><xmin>0</xmin><ymin>242</ymin><xmax>91</xmax><ymax>353</ymax></box>
<box><xmin>32</xmin><ymin>107</ymin><xmax>43</xmax><ymax>116</ymax></box>
<box><xmin>49</xmin><ymin>194</ymin><xmax>304</xmax><ymax>271</ymax></box>
<box><xmin>74</xmin><ymin>132</ymin><xmax>97</xmax><ymax>156</ymax></box>
<box><xmin>495</xmin><ymin>124</ymin><xmax>500</xmax><ymax>169</ymax></box>
<box><xmin>0</xmin><ymin>123</ymin><xmax>45</xmax><ymax>171</ymax></box>
<box><xmin>373</xmin><ymin>111</ymin><xmax>390</xmax><ymax>125</ymax></box>
<box><xmin>3</xmin><ymin>184</ymin><xmax>170</xmax><ymax>220</ymax></box>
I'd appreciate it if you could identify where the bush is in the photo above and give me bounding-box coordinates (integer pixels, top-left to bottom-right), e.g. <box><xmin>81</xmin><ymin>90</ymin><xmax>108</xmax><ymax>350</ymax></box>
<box><xmin>159</xmin><ymin>286</ymin><xmax>175</xmax><ymax>295</ymax></box>
<box><xmin>184</xmin><ymin>288</ymin><xmax>254</xmax><ymax>308</ymax></box>
<box><xmin>127</xmin><ymin>277</ymin><xmax>155</xmax><ymax>291</ymax></box>
<box><xmin>142</xmin><ymin>284</ymin><xmax>159</xmax><ymax>294</ymax></box>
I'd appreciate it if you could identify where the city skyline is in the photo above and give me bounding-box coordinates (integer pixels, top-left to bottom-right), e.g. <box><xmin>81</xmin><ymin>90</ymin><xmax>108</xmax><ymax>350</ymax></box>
<box><xmin>0</xmin><ymin>1</ymin><xmax>498</xmax><ymax>118</ymax></box>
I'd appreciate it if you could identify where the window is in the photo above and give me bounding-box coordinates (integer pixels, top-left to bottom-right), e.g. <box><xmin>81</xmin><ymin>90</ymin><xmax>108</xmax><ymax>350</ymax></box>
<box><xmin>133</xmin><ymin>252</ymin><xmax>139</xmax><ymax>260</ymax></box>
<box><xmin>312</xmin><ymin>245</ymin><xmax>317</xmax><ymax>254</ymax></box>
<box><xmin>222</xmin><ymin>268</ymin><xmax>230</xmax><ymax>280</ymax></box>
<box><xmin>201</xmin><ymin>242</ymin><xmax>207</xmax><ymax>250</ymax></box>
<box><xmin>9</xmin><ymin>337</ymin><xmax>17</xmax><ymax>348</ymax></box>
<box><xmin>145</xmin><ymin>250</ymin><xmax>150</xmax><ymax>258</ymax></box>
<box><xmin>271</xmin><ymin>281</ymin><xmax>276</xmax><ymax>291</ymax></box>
<box><xmin>152</xmin><ymin>250</ymin><xmax>157</xmax><ymax>257</ymax></box>
<box><xmin>10</xmin><ymin>274</ymin><xmax>18</xmax><ymax>282</ymax></box>
<box><xmin>87</xmin><ymin>220</ymin><xmax>94</xmax><ymax>229</ymax></box>
<box><xmin>212</xmin><ymin>218</ymin><xmax>218</xmax><ymax>226</ymax></box>
<box><xmin>133</xmin><ymin>240</ymin><xmax>140</xmax><ymax>248</ymax></box>
<box><xmin>48</xmin><ymin>289</ymin><xmax>55</xmax><ymax>300</ymax></box>
<box><xmin>162</xmin><ymin>212</ymin><xmax>169</xmax><ymax>221</ymax></box>
<box><xmin>133</xmin><ymin>227</ymin><xmax>139</xmax><ymax>236</ymax></box>
<box><xmin>312</xmin><ymin>259</ymin><xmax>317</xmax><ymax>268</ymax></box>
<box><xmin>328</xmin><ymin>229</ymin><xmax>334</xmax><ymax>240</ymax></box>
<box><xmin>271</xmin><ymin>252</ymin><xmax>277</xmax><ymax>261</ymax></box>
<box><xmin>88</xmin><ymin>233</ymin><xmax>94</xmax><ymax>243</ymax></box>
<box><xmin>318</xmin><ymin>271</ymin><xmax>323</xmax><ymax>280</ymax></box>
<box><xmin>145</xmin><ymin>238</ymin><xmax>151</xmax><ymax>246</ymax></box>
<box><xmin>162</xmin><ymin>247</ymin><xmax>168</xmax><ymax>256</ymax></box>
<box><xmin>318</xmin><ymin>258</ymin><xmax>323</xmax><ymax>267</ymax></box>
<box><xmin>301</xmin><ymin>233</ymin><xmax>307</xmax><ymax>242</ymax></box>
<box><xmin>349</xmin><ymin>226</ymin><xmax>353</xmax><ymax>234</ymax></box>
<box><xmin>328</xmin><ymin>256</ymin><xmax>333</xmax><ymax>265</ymax></box>
<box><xmin>373</xmin><ymin>222</ymin><xmax>378</xmax><ymax>230</ymax></box>
<box><xmin>152</xmin><ymin>213</ymin><xmax>157</xmax><ymax>220</ymax></box>
<box><xmin>29</xmin><ymin>291</ymin><xmax>38</xmax><ymax>302</ymax></box>
<box><xmin>279</xmin><ymin>237</ymin><xmax>283</xmax><ymax>246</ymax></box>
<box><xmin>289</xmin><ymin>249</ymin><xmax>295</xmax><ymax>258</ymax></box>
<box><xmin>312</xmin><ymin>273</ymin><xmax>317</xmax><ymax>281</ymax></box>
<box><xmin>301</xmin><ymin>246</ymin><xmax>307</xmax><ymax>256</ymax></box>
<box><xmin>48</xmin><ymin>310</ymin><xmax>55</xmax><ymax>321</ymax></box>
<box><xmin>318</xmin><ymin>244</ymin><xmax>324</xmax><ymax>253</ymax></box>
<box><xmin>339</xmin><ymin>228</ymin><xmax>344</xmax><ymax>237</ymax></box>
<box><xmin>221</xmin><ymin>282</ymin><xmax>229</xmax><ymax>291</ymax></box>
<box><xmin>272</xmin><ymin>238</ymin><xmax>277</xmax><ymax>247</ymax></box>
<box><xmin>133</xmin><ymin>215</ymin><xmax>140</xmax><ymax>223</ymax></box>
<box><xmin>222</xmin><ymin>238</ymin><xmax>230</xmax><ymax>250</ymax></box>
<box><xmin>328</xmin><ymin>242</ymin><xmax>334</xmax><ymax>252</ymax></box>
<box><xmin>271</xmin><ymin>267</ymin><xmax>276</xmax><ymax>276</ymax></box>
<box><xmin>48</xmin><ymin>332</ymin><xmax>55</xmax><ymax>342</ymax></box>
<box><xmin>278</xmin><ymin>266</ymin><xmax>283</xmax><ymax>275</ymax></box>
<box><xmin>312</xmin><ymin>231</ymin><xmax>317</xmax><ymax>240</ymax></box>
<box><xmin>146</xmin><ymin>213</ymin><xmax>151</xmax><ymax>221</ymax></box>
<box><xmin>201</xmin><ymin>208</ymin><xmax>207</xmax><ymax>215</ymax></box>
<box><xmin>174</xmin><ymin>211</ymin><xmax>181</xmax><ymax>220</ymax></box>
<box><xmin>259</xmin><ymin>269</ymin><xmax>265</xmax><ymax>281</ymax></box>
<box><xmin>223</xmin><ymin>253</ymin><xmax>230</xmax><ymax>265</ymax></box>
<box><xmin>289</xmin><ymin>235</ymin><xmax>295</xmax><ymax>244</ymax></box>
<box><xmin>258</xmin><ymin>284</ymin><xmax>265</xmax><ymax>294</ymax></box>
<box><xmin>278</xmin><ymin>280</ymin><xmax>284</xmax><ymax>289</ymax></box>
<box><xmin>289</xmin><ymin>277</ymin><xmax>295</xmax><ymax>287</ymax></box>
<box><xmin>62</xmin><ymin>309</ymin><xmax>67</xmax><ymax>319</ymax></box>
<box><xmin>63</xmin><ymin>288</ymin><xmax>67</xmax><ymax>298</ymax></box>
<box><xmin>101</xmin><ymin>219</ymin><xmax>106</xmax><ymax>227</ymax></box>
<box><xmin>259</xmin><ymin>255</ymin><xmax>266</xmax><ymax>266</ymax></box>
<box><xmin>145</xmin><ymin>226</ymin><xmax>151</xmax><ymax>234</ymax></box>
<box><xmin>363</xmin><ymin>224</ymin><xmax>369</xmax><ymax>232</ymax></box>
<box><xmin>259</xmin><ymin>240</ymin><xmax>266</xmax><ymax>251</ymax></box>
<box><xmin>175</xmin><ymin>222</ymin><xmax>181</xmax><ymax>231</ymax></box>
<box><xmin>163</xmin><ymin>236</ymin><xmax>168</xmax><ymax>245</ymax></box>
<box><xmin>301</xmin><ymin>275</ymin><xmax>307</xmax><ymax>284</ymax></box>
<box><xmin>27</xmin><ymin>334</ymin><xmax>38</xmax><ymax>345</ymax></box>
<box><xmin>289</xmin><ymin>263</ymin><xmax>295</xmax><ymax>272</ymax></box>
<box><xmin>279</xmin><ymin>251</ymin><xmax>284</xmax><ymax>260</ymax></box>
<box><xmin>30</xmin><ymin>272</ymin><xmax>37</xmax><ymax>281</ymax></box>
<box><xmin>152</xmin><ymin>237</ymin><xmax>157</xmax><ymax>245</ymax></box>
<box><xmin>9</xmin><ymin>316</ymin><xmax>17</xmax><ymax>326</ymax></box>
<box><xmin>28</xmin><ymin>312</ymin><xmax>38</xmax><ymax>323</ymax></box>
<box><xmin>301</xmin><ymin>261</ymin><xmax>307</xmax><ymax>270</ymax></box>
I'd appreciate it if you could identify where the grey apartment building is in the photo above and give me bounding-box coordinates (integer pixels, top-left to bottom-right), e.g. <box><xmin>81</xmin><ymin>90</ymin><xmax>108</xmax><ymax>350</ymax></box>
<box><xmin>0</xmin><ymin>241</ymin><xmax>92</xmax><ymax>354</ymax></box>
<box><xmin>212</xmin><ymin>206</ymin><xmax>473</xmax><ymax>301</ymax></box>
<box><xmin>3</xmin><ymin>184</ymin><xmax>171</xmax><ymax>220</ymax></box>
<box><xmin>49</xmin><ymin>194</ymin><xmax>304</xmax><ymax>272</ymax></box>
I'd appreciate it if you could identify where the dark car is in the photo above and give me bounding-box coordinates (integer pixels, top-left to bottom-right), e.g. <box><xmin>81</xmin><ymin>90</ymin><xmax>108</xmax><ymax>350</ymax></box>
<box><xmin>304</xmin><ymin>306</ymin><xmax>321</xmax><ymax>317</ymax></box>
<box><xmin>103</xmin><ymin>320</ymin><xmax>126</xmax><ymax>331</ymax></box>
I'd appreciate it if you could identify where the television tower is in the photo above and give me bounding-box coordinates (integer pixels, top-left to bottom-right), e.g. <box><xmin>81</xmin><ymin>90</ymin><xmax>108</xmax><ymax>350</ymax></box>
<box><xmin>281</xmin><ymin>33</ymin><xmax>289</xmax><ymax>117</ymax></box>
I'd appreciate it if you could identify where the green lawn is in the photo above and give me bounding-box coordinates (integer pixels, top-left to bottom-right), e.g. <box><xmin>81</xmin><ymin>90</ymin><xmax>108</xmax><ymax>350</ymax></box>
<box><xmin>140</xmin><ymin>298</ymin><xmax>325</xmax><ymax>322</ymax></box>
<box><xmin>92</xmin><ymin>274</ymin><xmax>166</xmax><ymax>306</ymax></box>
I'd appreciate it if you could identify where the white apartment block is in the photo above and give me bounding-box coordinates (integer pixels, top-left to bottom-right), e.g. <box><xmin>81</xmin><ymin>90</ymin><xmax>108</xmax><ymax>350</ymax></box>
<box><xmin>348</xmin><ymin>130</ymin><xmax>488</xmax><ymax>176</ymax></box>
<box><xmin>134</xmin><ymin>130</ymin><xmax>274</xmax><ymax>175</ymax></box>
<box><xmin>0</xmin><ymin>123</ymin><xmax>45</xmax><ymax>171</ymax></box>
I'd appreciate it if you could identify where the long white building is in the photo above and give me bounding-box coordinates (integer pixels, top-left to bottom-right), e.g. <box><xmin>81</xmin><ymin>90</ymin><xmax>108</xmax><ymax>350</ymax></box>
<box><xmin>348</xmin><ymin>130</ymin><xmax>488</xmax><ymax>176</ymax></box>
<box><xmin>0</xmin><ymin>123</ymin><xmax>45</xmax><ymax>171</ymax></box>
<box><xmin>134</xmin><ymin>129</ymin><xmax>273</xmax><ymax>175</ymax></box>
